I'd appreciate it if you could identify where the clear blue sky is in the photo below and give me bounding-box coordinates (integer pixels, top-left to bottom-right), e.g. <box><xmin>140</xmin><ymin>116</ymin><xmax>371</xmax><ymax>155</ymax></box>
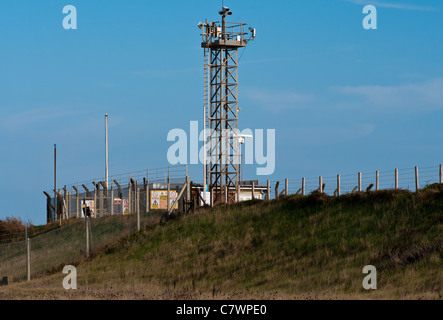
<box><xmin>1</xmin><ymin>0</ymin><xmax>442</xmax><ymax>225</ymax></box>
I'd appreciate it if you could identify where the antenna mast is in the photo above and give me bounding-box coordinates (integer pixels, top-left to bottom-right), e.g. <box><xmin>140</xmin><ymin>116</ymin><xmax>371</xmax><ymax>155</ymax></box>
<box><xmin>199</xmin><ymin>6</ymin><xmax>255</xmax><ymax>204</ymax></box>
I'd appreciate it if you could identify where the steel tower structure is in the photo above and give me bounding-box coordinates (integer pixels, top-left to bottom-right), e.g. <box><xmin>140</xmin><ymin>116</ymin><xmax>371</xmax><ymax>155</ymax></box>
<box><xmin>199</xmin><ymin>7</ymin><xmax>255</xmax><ymax>204</ymax></box>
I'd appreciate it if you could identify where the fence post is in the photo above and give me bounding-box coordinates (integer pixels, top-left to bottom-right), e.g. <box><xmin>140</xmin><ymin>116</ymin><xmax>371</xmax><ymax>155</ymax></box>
<box><xmin>186</xmin><ymin>175</ymin><xmax>191</xmax><ymax>212</ymax></box>
<box><xmin>251</xmin><ymin>182</ymin><xmax>255</xmax><ymax>200</ymax></box>
<box><xmin>128</xmin><ymin>174</ymin><xmax>132</xmax><ymax>214</ymax></box>
<box><xmin>337</xmin><ymin>175</ymin><xmax>341</xmax><ymax>197</ymax></box>
<box><xmin>210</xmin><ymin>187</ymin><xmax>214</xmax><ymax>207</ymax></box>
<box><xmin>167</xmin><ymin>167</ymin><xmax>171</xmax><ymax>213</ymax></box>
<box><xmin>58</xmin><ymin>190</ymin><xmax>62</xmax><ymax>227</ymax></box>
<box><xmin>275</xmin><ymin>182</ymin><xmax>279</xmax><ymax>199</ymax></box>
<box><xmin>358</xmin><ymin>172</ymin><xmax>362</xmax><ymax>192</ymax></box>
<box><xmin>111</xmin><ymin>185</ymin><xmax>114</xmax><ymax>215</ymax></box>
<box><xmin>267</xmin><ymin>180</ymin><xmax>270</xmax><ymax>200</ymax></box>
<box><xmin>285</xmin><ymin>179</ymin><xmax>288</xmax><ymax>196</ymax></box>
<box><xmin>137</xmin><ymin>188</ymin><xmax>140</xmax><ymax>231</ymax></box>
<box><xmin>67</xmin><ymin>190</ymin><xmax>70</xmax><ymax>219</ymax></box>
<box><xmin>415</xmin><ymin>166</ymin><xmax>419</xmax><ymax>192</ymax></box>
<box><xmin>302</xmin><ymin>178</ymin><xmax>305</xmax><ymax>196</ymax></box>
<box><xmin>93</xmin><ymin>181</ymin><xmax>97</xmax><ymax>217</ymax></box>
<box><xmin>146</xmin><ymin>170</ymin><xmax>150</xmax><ymax>213</ymax></box>
<box><xmin>85</xmin><ymin>215</ymin><xmax>89</xmax><ymax>258</ymax></box>
<box><xmin>319</xmin><ymin>176</ymin><xmax>323</xmax><ymax>193</ymax></box>
<box><xmin>26</xmin><ymin>238</ymin><xmax>31</xmax><ymax>282</ymax></box>
<box><xmin>225</xmin><ymin>185</ymin><xmax>229</xmax><ymax>204</ymax></box>
<box><xmin>376</xmin><ymin>171</ymin><xmax>379</xmax><ymax>191</ymax></box>
<box><xmin>440</xmin><ymin>165</ymin><xmax>442</xmax><ymax>184</ymax></box>
<box><xmin>63</xmin><ymin>187</ymin><xmax>67</xmax><ymax>220</ymax></box>
<box><xmin>76</xmin><ymin>184</ymin><xmax>80</xmax><ymax>218</ymax></box>
<box><xmin>395</xmin><ymin>169</ymin><xmax>398</xmax><ymax>190</ymax></box>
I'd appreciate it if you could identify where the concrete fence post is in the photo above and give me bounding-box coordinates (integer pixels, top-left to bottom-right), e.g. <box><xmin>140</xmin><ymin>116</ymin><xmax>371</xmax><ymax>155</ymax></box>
<box><xmin>302</xmin><ymin>178</ymin><xmax>305</xmax><ymax>196</ymax></box>
<box><xmin>76</xmin><ymin>185</ymin><xmax>80</xmax><ymax>218</ymax></box>
<box><xmin>146</xmin><ymin>170</ymin><xmax>150</xmax><ymax>213</ymax></box>
<box><xmin>94</xmin><ymin>181</ymin><xmax>97</xmax><ymax>217</ymax></box>
<box><xmin>337</xmin><ymin>175</ymin><xmax>341</xmax><ymax>197</ymax></box>
<box><xmin>128</xmin><ymin>174</ymin><xmax>132</xmax><ymax>214</ymax></box>
<box><xmin>319</xmin><ymin>176</ymin><xmax>323</xmax><ymax>193</ymax></box>
<box><xmin>395</xmin><ymin>169</ymin><xmax>399</xmax><ymax>190</ymax></box>
<box><xmin>376</xmin><ymin>171</ymin><xmax>379</xmax><ymax>191</ymax></box>
<box><xmin>27</xmin><ymin>238</ymin><xmax>31</xmax><ymax>282</ymax></box>
<box><xmin>186</xmin><ymin>175</ymin><xmax>191</xmax><ymax>212</ymax></box>
<box><xmin>137</xmin><ymin>188</ymin><xmax>140</xmax><ymax>231</ymax></box>
<box><xmin>440</xmin><ymin>165</ymin><xmax>442</xmax><ymax>184</ymax></box>
<box><xmin>111</xmin><ymin>185</ymin><xmax>114</xmax><ymax>216</ymax></box>
<box><xmin>285</xmin><ymin>179</ymin><xmax>288</xmax><ymax>196</ymax></box>
<box><xmin>275</xmin><ymin>182</ymin><xmax>280</xmax><ymax>199</ymax></box>
<box><xmin>415</xmin><ymin>166</ymin><xmax>419</xmax><ymax>192</ymax></box>
<box><xmin>358</xmin><ymin>172</ymin><xmax>362</xmax><ymax>192</ymax></box>
<box><xmin>85</xmin><ymin>216</ymin><xmax>90</xmax><ymax>258</ymax></box>
<box><xmin>167</xmin><ymin>167</ymin><xmax>171</xmax><ymax>213</ymax></box>
<box><xmin>267</xmin><ymin>180</ymin><xmax>270</xmax><ymax>200</ymax></box>
<box><xmin>252</xmin><ymin>181</ymin><xmax>255</xmax><ymax>200</ymax></box>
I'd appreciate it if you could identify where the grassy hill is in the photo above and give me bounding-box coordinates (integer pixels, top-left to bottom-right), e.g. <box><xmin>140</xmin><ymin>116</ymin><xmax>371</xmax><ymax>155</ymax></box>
<box><xmin>1</xmin><ymin>185</ymin><xmax>442</xmax><ymax>300</ymax></box>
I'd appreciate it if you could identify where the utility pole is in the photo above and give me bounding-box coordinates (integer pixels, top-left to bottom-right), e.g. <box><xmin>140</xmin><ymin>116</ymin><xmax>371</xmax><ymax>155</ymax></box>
<box><xmin>54</xmin><ymin>144</ymin><xmax>58</xmax><ymax>224</ymax></box>
<box><xmin>105</xmin><ymin>114</ymin><xmax>109</xmax><ymax>189</ymax></box>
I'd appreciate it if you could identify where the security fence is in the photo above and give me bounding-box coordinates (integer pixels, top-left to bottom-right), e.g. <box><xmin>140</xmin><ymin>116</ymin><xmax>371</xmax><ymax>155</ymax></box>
<box><xmin>261</xmin><ymin>164</ymin><xmax>443</xmax><ymax>200</ymax></box>
<box><xmin>44</xmin><ymin>165</ymin><xmax>189</xmax><ymax>224</ymax></box>
<box><xmin>1</xmin><ymin>163</ymin><xmax>442</xmax><ymax>285</ymax></box>
<box><xmin>0</xmin><ymin>213</ymin><xmax>164</xmax><ymax>283</ymax></box>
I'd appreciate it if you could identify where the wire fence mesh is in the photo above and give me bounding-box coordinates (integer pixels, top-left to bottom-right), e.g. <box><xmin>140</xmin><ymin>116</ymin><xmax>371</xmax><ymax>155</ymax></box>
<box><xmin>1</xmin><ymin>164</ymin><xmax>442</xmax><ymax>285</ymax></box>
<box><xmin>261</xmin><ymin>164</ymin><xmax>443</xmax><ymax>200</ymax></box>
<box><xmin>0</xmin><ymin>165</ymin><xmax>189</xmax><ymax>284</ymax></box>
<box><xmin>0</xmin><ymin>212</ymin><xmax>164</xmax><ymax>284</ymax></box>
<box><xmin>44</xmin><ymin>165</ymin><xmax>188</xmax><ymax>223</ymax></box>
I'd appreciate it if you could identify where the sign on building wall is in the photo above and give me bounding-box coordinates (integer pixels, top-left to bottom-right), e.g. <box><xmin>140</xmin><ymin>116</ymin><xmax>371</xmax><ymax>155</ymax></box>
<box><xmin>150</xmin><ymin>190</ymin><xmax>178</xmax><ymax>210</ymax></box>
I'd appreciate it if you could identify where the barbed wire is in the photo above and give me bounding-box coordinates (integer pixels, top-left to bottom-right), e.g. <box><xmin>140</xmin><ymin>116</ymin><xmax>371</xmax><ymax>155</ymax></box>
<box><xmin>0</xmin><ymin>219</ymin><xmax>84</xmax><ymax>246</ymax></box>
<box><xmin>259</xmin><ymin>164</ymin><xmax>442</xmax><ymax>199</ymax></box>
<box><xmin>47</xmin><ymin>165</ymin><xmax>188</xmax><ymax>192</ymax></box>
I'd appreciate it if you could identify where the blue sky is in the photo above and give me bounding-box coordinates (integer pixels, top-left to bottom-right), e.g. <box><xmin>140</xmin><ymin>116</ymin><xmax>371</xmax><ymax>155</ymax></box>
<box><xmin>0</xmin><ymin>0</ymin><xmax>442</xmax><ymax>225</ymax></box>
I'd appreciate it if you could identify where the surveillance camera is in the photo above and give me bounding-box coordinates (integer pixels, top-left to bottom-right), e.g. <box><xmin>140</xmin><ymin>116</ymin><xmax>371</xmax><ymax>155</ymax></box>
<box><xmin>198</xmin><ymin>22</ymin><xmax>203</xmax><ymax>29</ymax></box>
<box><xmin>219</xmin><ymin>6</ymin><xmax>232</xmax><ymax>16</ymax></box>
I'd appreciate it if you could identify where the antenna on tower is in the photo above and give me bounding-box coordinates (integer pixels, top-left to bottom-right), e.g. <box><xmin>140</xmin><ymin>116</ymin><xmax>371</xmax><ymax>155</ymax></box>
<box><xmin>199</xmin><ymin>6</ymin><xmax>255</xmax><ymax>205</ymax></box>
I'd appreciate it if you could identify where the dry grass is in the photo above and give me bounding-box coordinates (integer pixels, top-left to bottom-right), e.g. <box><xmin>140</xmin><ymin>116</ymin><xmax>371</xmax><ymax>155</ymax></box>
<box><xmin>1</xmin><ymin>187</ymin><xmax>442</xmax><ymax>300</ymax></box>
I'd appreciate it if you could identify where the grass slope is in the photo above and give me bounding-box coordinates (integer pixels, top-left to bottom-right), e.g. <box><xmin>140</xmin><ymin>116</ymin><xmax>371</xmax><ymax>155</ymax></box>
<box><xmin>1</xmin><ymin>186</ymin><xmax>442</xmax><ymax>299</ymax></box>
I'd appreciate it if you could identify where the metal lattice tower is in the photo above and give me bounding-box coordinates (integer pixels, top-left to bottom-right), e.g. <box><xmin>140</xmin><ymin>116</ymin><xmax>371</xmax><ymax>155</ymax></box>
<box><xmin>199</xmin><ymin>7</ymin><xmax>255</xmax><ymax>204</ymax></box>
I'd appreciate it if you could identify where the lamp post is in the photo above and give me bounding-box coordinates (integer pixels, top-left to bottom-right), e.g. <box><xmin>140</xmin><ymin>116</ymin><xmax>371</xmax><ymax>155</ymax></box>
<box><xmin>105</xmin><ymin>114</ymin><xmax>109</xmax><ymax>189</ymax></box>
<box><xmin>54</xmin><ymin>144</ymin><xmax>57</xmax><ymax>223</ymax></box>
